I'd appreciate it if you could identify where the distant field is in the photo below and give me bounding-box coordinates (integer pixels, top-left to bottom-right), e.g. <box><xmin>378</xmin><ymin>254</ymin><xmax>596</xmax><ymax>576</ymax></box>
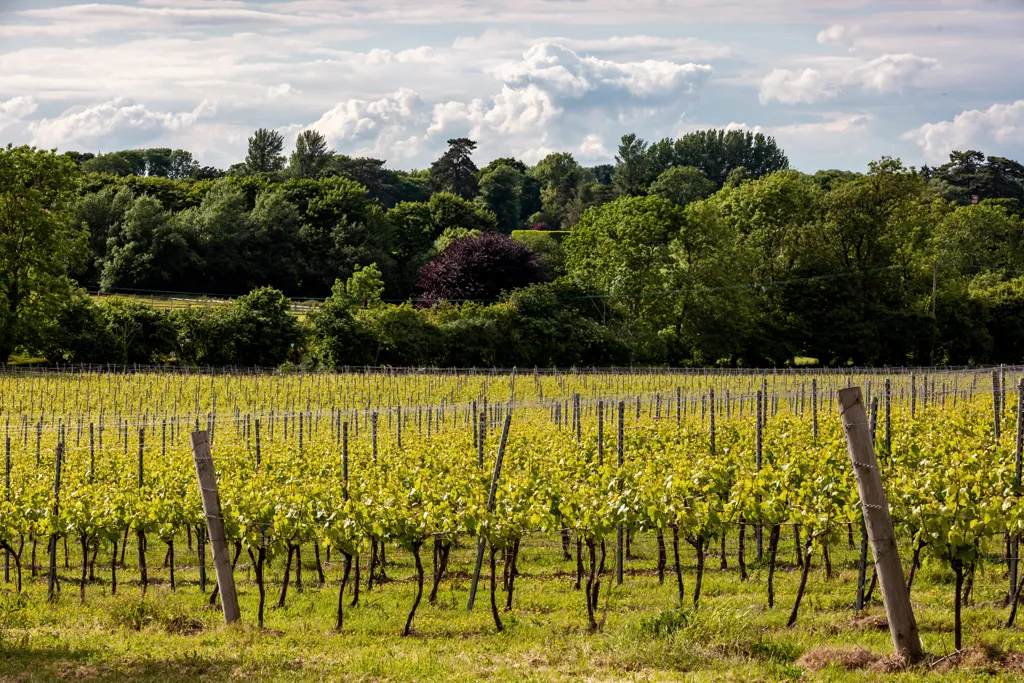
<box><xmin>89</xmin><ymin>292</ymin><xmax>317</xmax><ymax>316</ymax></box>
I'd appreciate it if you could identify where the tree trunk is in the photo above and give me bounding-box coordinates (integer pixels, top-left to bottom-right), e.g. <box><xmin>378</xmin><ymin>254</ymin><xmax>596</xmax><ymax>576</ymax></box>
<box><xmin>671</xmin><ymin>526</ymin><xmax>684</xmax><ymax>606</ymax></box>
<box><xmin>79</xmin><ymin>535</ymin><xmax>88</xmax><ymax>605</ymax></box>
<box><xmin>137</xmin><ymin>530</ymin><xmax>148</xmax><ymax>596</ymax></box>
<box><xmin>738</xmin><ymin>517</ymin><xmax>748</xmax><ymax>581</ymax></box>
<box><xmin>585</xmin><ymin>538</ymin><xmax>598</xmax><ymax>632</ymax></box>
<box><xmin>251</xmin><ymin>546</ymin><xmax>267</xmax><ymax>629</ymax></box>
<box><xmin>402</xmin><ymin>541</ymin><xmax>424</xmax><ymax>637</ymax></box>
<box><xmin>314</xmin><ymin>542</ymin><xmax>326</xmax><ymax>586</ymax></box>
<box><xmin>278</xmin><ymin>544</ymin><xmax>294</xmax><ymax>608</ymax></box>
<box><xmin>350</xmin><ymin>554</ymin><xmax>360</xmax><ymax>607</ymax></box>
<box><xmin>167</xmin><ymin>539</ymin><xmax>175</xmax><ymax>591</ymax></box>
<box><xmin>656</xmin><ymin>531</ymin><xmax>666</xmax><ymax>585</ymax></box>
<box><xmin>691</xmin><ymin>538</ymin><xmax>706</xmax><ymax>608</ymax></box>
<box><xmin>506</xmin><ymin>538</ymin><xmax>520</xmax><ymax>610</ymax></box>
<box><xmin>907</xmin><ymin>539</ymin><xmax>923</xmax><ymax>595</ymax></box>
<box><xmin>767</xmin><ymin>524</ymin><xmax>780</xmax><ymax>608</ymax></box>
<box><xmin>429</xmin><ymin>540</ymin><xmax>451</xmax><ymax>605</ymax></box>
<box><xmin>336</xmin><ymin>551</ymin><xmax>352</xmax><ymax>631</ymax></box>
<box><xmin>953</xmin><ymin>559</ymin><xmax>964</xmax><ymax>651</ymax></box>
<box><xmin>489</xmin><ymin>543</ymin><xmax>503</xmax><ymax>632</ymax></box>
<box><xmin>574</xmin><ymin>538</ymin><xmax>583</xmax><ymax>591</ymax></box>
<box><xmin>110</xmin><ymin>539</ymin><xmax>117</xmax><ymax>596</ymax></box>
<box><xmin>0</xmin><ymin>541</ymin><xmax>22</xmax><ymax>593</ymax></box>
<box><xmin>720</xmin><ymin>530</ymin><xmax>728</xmax><ymax>569</ymax></box>
<box><xmin>787</xmin><ymin>535</ymin><xmax>813</xmax><ymax>627</ymax></box>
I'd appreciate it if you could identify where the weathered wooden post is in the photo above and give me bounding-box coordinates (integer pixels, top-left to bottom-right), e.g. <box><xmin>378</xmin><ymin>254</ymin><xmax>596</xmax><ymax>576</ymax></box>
<box><xmin>190</xmin><ymin>431</ymin><xmax>240</xmax><ymax>624</ymax></box>
<box><xmin>838</xmin><ymin>387</ymin><xmax>923</xmax><ymax>661</ymax></box>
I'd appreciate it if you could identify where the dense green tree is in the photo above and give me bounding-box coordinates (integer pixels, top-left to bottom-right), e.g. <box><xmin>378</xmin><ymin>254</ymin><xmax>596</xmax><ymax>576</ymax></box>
<box><xmin>429</xmin><ymin>138</ymin><xmax>479</xmax><ymax>200</ymax></box>
<box><xmin>226</xmin><ymin>286</ymin><xmax>301</xmax><ymax>366</ymax></box>
<box><xmin>477</xmin><ymin>163</ymin><xmax>523</xmax><ymax>233</ymax></box>
<box><xmin>247</xmin><ymin>188</ymin><xmax>303</xmax><ymax>291</ymax></box>
<box><xmin>649</xmin><ymin>166</ymin><xmax>716</xmax><ymax>208</ymax></box>
<box><xmin>0</xmin><ymin>146</ymin><xmax>86</xmax><ymax>362</ymax></box>
<box><xmin>97</xmin><ymin>297</ymin><xmax>176</xmax><ymax>364</ymax></box>
<box><xmin>612</xmin><ymin>133</ymin><xmax>651</xmax><ymax>196</ymax></box>
<box><xmin>564</xmin><ymin>196</ymin><xmax>684</xmax><ymax>358</ymax></box>
<box><xmin>532</xmin><ymin>153</ymin><xmax>587</xmax><ymax>228</ymax></box>
<box><xmin>245</xmin><ymin>128</ymin><xmax>287</xmax><ymax>174</ymax></box>
<box><xmin>289</xmin><ymin>130</ymin><xmax>333</xmax><ymax>179</ymax></box>
<box><xmin>647</xmin><ymin>129</ymin><xmax>789</xmax><ymax>188</ymax></box>
<box><xmin>99</xmin><ymin>194</ymin><xmax>192</xmax><ymax>292</ymax></box>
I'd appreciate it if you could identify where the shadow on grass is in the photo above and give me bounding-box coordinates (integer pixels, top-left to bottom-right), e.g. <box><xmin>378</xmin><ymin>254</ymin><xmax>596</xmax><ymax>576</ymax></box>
<box><xmin>0</xmin><ymin>642</ymin><xmax>237</xmax><ymax>682</ymax></box>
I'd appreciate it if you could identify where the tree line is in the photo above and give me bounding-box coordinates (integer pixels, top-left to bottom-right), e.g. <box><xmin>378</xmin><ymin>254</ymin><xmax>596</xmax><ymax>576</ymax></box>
<box><xmin>2</xmin><ymin>133</ymin><xmax>1023</xmax><ymax>368</ymax></box>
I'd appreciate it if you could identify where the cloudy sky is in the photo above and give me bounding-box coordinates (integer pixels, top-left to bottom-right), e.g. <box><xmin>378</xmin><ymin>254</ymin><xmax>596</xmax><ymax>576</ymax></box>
<box><xmin>1</xmin><ymin>0</ymin><xmax>1022</xmax><ymax>172</ymax></box>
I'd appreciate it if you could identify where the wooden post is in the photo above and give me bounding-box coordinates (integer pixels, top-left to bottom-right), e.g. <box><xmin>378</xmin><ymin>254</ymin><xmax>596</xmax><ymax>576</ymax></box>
<box><xmin>616</xmin><ymin>401</ymin><xmax>625</xmax><ymax>586</ymax></box>
<box><xmin>709</xmin><ymin>388</ymin><xmax>716</xmax><ymax>455</ymax></box>
<box><xmin>467</xmin><ymin>409</ymin><xmax>512</xmax><ymax>611</ymax></box>
<box><xmin>1012</xmin><ymin>378</ymin><xmax>1023</xmax><ymax>604</ymax></box>
<box><xmin>993</xmin><ymin>370</ymin><xmax>1002</xmax><ymax>442</ymax></box>
<box><xmin>190</xmin><ymin>431</ymin><xmax>240</xmax><ymax>624</ymax></box>
<box><xmin>4</xmin><ymin>435</ymin><xmax>9</xmax><ymax>583</ymax></box>
<box><xmin>48</xmin><ymin>441</ymin><xmax>64</xmax><ymax>602</ymax></box>
<box><xmin>811</xmin><ymin>378</ymin><xmax>818</xmax><ymax>442</ymax></box>
<box><xmin>755</xmin><ymin>389</ymin><xmax>763</xmax><ymax>561</ymax></box>
<box><xmin>838</xmin><ymin>387</ymin><xmax>923</xmax><ymax>661</ymax></box>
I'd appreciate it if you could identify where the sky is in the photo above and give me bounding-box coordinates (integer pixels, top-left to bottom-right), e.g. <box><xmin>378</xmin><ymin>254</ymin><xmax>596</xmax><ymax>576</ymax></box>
<box><xmin>1</xmin><ymin>0</ymin><xmax>1022</xmax><ymax>172</ymax></box>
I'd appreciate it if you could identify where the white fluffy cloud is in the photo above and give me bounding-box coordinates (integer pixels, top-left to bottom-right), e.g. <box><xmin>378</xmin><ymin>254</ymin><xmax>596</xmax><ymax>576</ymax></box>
<box><xmin>267</xmin><ymin>83</ymin><xmax>300</xmax><ymax>100</ymax></box>
<box><xmin>303</xmin><ymin>42</ymin><xmax>712</xmax><ymax>163</ymax></box>
<box><xmin>758</xmin><ymin>69</ymin><xmax>837</xmax><ymax>105</ymax></box>
<box><xmin>0</xmin><ymin>96</ymin><xmax>37</xmax><ymax>130</ymax></box>
<box><xmin>28</xmin><ymin>98</ymin><xmax>217</xmax><ymax>149</ymax></box>
<box><xmin>904</xmin><ymin>100</ymin><xmax>1024</xmax><ymax>164</ymax></box>
<box><xmin>816</xmin><ymin>24</ymin><xmax>860</xmax><ymax>46</ymax></box>
<box><xmin>849</xmin><ymin>53</ymin><xmax>938</xmax><ymax>94</ymax></box>
<box><xmin>759</xmin><ymin>53</ymin><xmax>938</xmax><ymax>104</ymax></box>
<box><xmin>306</xmin><ymin>88</ymin><xmax>428</xmax><ymax>160</ymax></box>
<box><xmin>494</xmin><ymin>43</ymin><xmax>711</xmax><ymax>103</ymax></box>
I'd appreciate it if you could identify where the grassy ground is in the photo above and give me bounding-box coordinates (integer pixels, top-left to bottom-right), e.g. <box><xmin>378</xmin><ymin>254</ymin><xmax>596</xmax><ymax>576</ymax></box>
<box><xmin>2</xmin><ymin>532</ymin><xmax>1024</xmax><ymax>681</ymax></box>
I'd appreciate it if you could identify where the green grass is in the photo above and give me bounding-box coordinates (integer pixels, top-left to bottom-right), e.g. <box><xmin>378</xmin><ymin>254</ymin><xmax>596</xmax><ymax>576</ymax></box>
<box><xmin>2</xmin><ymin>533</ymin><xmax>1024</xmax><ymax>681</ymax></box>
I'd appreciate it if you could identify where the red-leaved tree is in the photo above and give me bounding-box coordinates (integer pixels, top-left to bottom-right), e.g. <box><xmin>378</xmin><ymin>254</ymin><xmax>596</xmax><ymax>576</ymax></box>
<box><xmin>418</xmin><ymin>232</ymin><xmax>544</xmax><ymax>302</ymax></box>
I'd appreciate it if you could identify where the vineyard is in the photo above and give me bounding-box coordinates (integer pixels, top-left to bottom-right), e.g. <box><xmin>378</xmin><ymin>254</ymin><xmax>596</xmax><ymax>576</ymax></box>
<box><xmin>3</xmin><ymin>366</ymin><xmax>1024</xmax><ymax>681</ymax></box>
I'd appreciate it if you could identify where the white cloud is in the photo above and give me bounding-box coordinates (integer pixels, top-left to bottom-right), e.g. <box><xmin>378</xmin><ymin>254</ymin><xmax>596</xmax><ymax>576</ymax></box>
<box><xmin>553</xmin><ymin>35</ymin><xmax>732</xmax><ymax>60</ymax></box>
<box><xmin>759</xmin><ymin>68</ymin><xmax>837</xmax><ymax>104</ymax></box>
<box><xmin>848</xmin><ymin>53</ymin><xmax>939</xmax><ymax>93</ymax></box>
<box><xmin>28</xmin><ymin>98</ymin><xmax>217</xmax><ymax>150</ymax></box>
<box><xmin>578</xmin><ymin>134</ymin><xmax>610</xmax><ymax>159</ymax></box>
<box><xmin>773</xmin><ymin>113</ymin><xmax>872</xmax><ymax>136</ymax></box>
<box><xmin>267</xmin><ymin>83</ymin><xmax>300</xmax><ymax>100</ymax></box>
<box><xmin>816</xmin><ymin>24</ymin><xmax>860</xmax><ymax>46</ymax></box>
<box><xmin>494</xmin><ymin>43</ymin><xmax>712</xmax><ymax>103</ymax></box>
<box><xmin>903</xmin><ymin>100</ymin><xmax>1024</xmax><ymax>164</ymax></box>
<box><xmin>0</xmin><ymin>95</ymin><xmax>37</xmax><ymax>130</ymax></box>
<box><xmin>306</xmin><ymin>88</ymin><xmax>428</xmax><ymax>160</ymax></box>
<box><xmin>759</xmin><ymin>54</ymin><xmax>939</xmax><ymax>105</ymax></box>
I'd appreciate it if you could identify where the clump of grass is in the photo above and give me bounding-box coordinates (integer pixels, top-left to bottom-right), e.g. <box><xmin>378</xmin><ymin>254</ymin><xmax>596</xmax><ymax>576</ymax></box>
<box><xmin>108</xmin><ymin>596</ymin><xmax>205</xmax><ymax>634</ymax></box>
<box><xmin>638</xmin><ymin>608</ymin><xmax>689</xmax><ymax>637</ymax></box>
<box><xmin>796</xmin><ymin>646</ymin><xmax>881</xmax><ymax>671</ymax></box>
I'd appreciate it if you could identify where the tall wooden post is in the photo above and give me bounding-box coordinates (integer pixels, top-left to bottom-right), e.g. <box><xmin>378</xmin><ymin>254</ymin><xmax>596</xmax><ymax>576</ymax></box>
<box><xmin>616</xmin><ymin>401</ymin><xmax>625</xmax><ymax>586</ymax></box>
<box><xmin>190</xmin><ymin>431</ymin><xmax>241</xmax><ymax>624</ymax></box>
<box><xmin>838</xmin><ymin>387</ymin><xmax>923</xmax><ymax>661</ymax></box>
<box><xmin>468</xmin><ymin>409</ymin><xmax>512</xmax><ymax>611</ymax></box>
<box><xmin>1012</xmin><ymin>378</ymin><xmax>1023</xmax><ymax>603</ymax></box>
<box><xmin>48</xmin><ymin>441</ymin><xmax>64</xmax><ymax>602</ymax></box>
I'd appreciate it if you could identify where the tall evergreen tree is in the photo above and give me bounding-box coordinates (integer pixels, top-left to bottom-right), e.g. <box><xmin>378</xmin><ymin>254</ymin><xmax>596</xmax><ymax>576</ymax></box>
<box><xmin>429</xmin><ymin>138</ymin><xmax>479</xmax><ymax>200</ymax></box>
<box><xmin>289</xmin><ymin>130</ymin><xmax>332</xmax><ymax>179</ymax></box>
<box><xmin>245</xmin><ymin>128</ymin><xmax>286</xmax><ymax>174</ymax></box>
